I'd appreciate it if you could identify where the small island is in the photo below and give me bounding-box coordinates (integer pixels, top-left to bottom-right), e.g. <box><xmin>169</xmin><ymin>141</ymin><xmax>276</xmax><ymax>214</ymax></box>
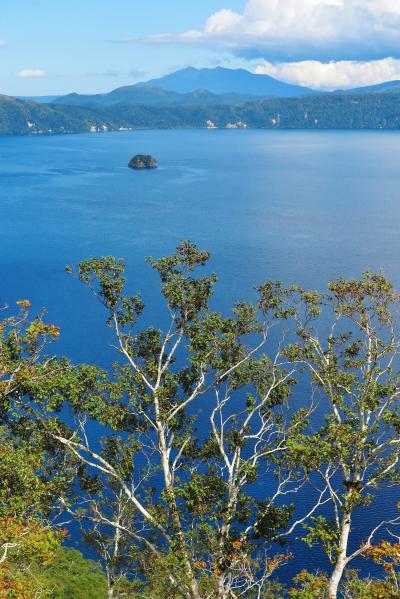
<box><xmin>128</xmin><ymin>154</ymin><xmax>158</xmax><ymax>170</ymax></box>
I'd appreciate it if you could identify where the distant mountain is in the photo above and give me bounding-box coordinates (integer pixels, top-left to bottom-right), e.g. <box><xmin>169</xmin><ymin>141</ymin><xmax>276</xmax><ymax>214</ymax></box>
<box><xmin>18</xmin><ymin>95</ymin><xmax>60</xmax><ymax>103</ymax></box>
<box><xmin>54</xmin><ymin>84</ymin><xmax>258</xmax><ymax>107</ymax></box>
<box><xmin>144</xmin><ymin>66</ymin><xmax>316</xmax><ymax>97</ymax></box>
<box><xmin>344</xmin><ymin>80</ymin><xmax>400</xmax><ymax>94</ymax></box>
<box><xmin>52</xmin><ymin>67</ymin><xmax>317</xmax><ymax>108</ymax></box>
<box><xmin>21</xmin><ymin>74</ymin><xmax>400</xmax><ymax>110</ymax></box>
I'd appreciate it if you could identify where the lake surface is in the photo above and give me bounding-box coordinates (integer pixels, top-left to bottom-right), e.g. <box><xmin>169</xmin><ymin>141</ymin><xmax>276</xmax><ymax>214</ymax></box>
<box><xmin>1</xmin><ymin>129</ymin><xmax>400</xmax><ymax>578</ymax></box>
<box><xmin>2</xmin><ymin>130</ymin><xmax>400</xmax><ymax>360</ymax></box>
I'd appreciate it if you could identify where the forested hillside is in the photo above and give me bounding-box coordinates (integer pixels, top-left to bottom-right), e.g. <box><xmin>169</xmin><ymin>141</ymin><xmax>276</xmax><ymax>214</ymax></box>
<box><xmin>1</xmin><ymin>91</ymin><xmax>400</xmax><ymax>135</ymax></box>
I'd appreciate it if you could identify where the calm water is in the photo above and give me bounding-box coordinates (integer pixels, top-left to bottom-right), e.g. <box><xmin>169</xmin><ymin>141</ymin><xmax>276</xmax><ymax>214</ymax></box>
<box><xmin>1</xmin><ymin>129</ymin><xmax>400</xmax><ymax>577</ymax></box>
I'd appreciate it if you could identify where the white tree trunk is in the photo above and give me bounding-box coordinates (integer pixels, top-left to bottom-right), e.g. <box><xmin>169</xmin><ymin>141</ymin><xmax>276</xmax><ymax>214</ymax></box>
<box><xmin>107</xmin><ymin>575</ymin><xmax>114</xmax><ymax>599</ymax></box>
<box><xmin>328</xmin><ymin>511</ymin><xmax>351</xmax><ymax>598</ymax></box>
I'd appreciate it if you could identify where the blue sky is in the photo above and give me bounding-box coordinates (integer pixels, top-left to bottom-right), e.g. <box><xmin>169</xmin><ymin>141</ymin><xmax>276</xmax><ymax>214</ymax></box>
<box><xmin>1</xmin><ymin>0</ymin><xmax>245</xmax><ymax>95</ymax></box>
<box><xmin>2</xmin><ymin>0</ymin><xmax>400</xmax><ymax>95</ymax></box>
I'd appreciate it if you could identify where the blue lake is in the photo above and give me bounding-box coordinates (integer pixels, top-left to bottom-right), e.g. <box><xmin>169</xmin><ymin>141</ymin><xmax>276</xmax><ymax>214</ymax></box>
<box><xmin>1</xmin><ymin>129</ymin><xmax>400</xmax><ymax>578</ymax></box>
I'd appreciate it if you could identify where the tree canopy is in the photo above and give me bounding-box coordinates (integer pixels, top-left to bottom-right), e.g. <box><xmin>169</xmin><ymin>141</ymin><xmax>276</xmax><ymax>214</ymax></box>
<box><xmin>1</xmin><ymin>244</ymin><xmax>400</xmax><ymax>598</ymax></box>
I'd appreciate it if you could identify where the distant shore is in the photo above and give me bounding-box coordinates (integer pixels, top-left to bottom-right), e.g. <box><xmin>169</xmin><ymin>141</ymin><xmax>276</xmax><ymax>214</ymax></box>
<box><xmin>1</xmin><ymin>92</ymin><xmax>400</xmax><ymax>136</ymax></box>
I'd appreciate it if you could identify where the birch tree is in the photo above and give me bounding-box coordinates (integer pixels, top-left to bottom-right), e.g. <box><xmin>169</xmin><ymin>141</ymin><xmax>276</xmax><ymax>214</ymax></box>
<box><xmin>285</xmin><ymin>272</ymin><xmax>400</xmax><ymax>598</ymax></box>
<box><xmin>36</xmin><ymin>242</ymin><xmax>322</xmax><ymax>599</ymax></box>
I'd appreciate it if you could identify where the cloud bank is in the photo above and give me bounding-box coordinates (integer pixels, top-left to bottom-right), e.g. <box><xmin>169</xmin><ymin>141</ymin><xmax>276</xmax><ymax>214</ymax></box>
<box><xmin>17</xmin><ymin>69</ymin><xmax>47</xmax><ymax>78</ymax></box>
<box><xmin>138</xmin><ymin>0</ymin><xmax>400</xmax><ymax>62</ymax></box>
<box><xmin>255</xmin><ymin>57</ymin><xmax>400</xmax><ymax>90</ymax></box>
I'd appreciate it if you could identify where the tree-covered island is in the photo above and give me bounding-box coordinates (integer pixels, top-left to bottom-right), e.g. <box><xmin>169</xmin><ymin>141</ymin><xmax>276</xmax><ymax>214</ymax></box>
<box><xmin>128</xmin><ymin>154</ymin><xmax>158</xmax><ymax>169</ymax></box>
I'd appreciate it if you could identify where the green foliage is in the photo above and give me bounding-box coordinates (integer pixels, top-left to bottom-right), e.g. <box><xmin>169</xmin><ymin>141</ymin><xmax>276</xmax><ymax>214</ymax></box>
<box><xmin>3</xmin><ymin>246</ymin><xmax>400</xmax><ymax>598</ymax></box>
<box><xmin>302</xmin><ymin>517</ymin><xmax>339</xmax><ymax>563</ymax></box>
<box><xmin>0</xmin><ymin>429</ymin><xmax>57</xmax><ymax>517</ymax></box>
<box><xmin>341</xmin><ymin>569</ymin><xmax>400</xmax><ymax>599</ymax></box>
<box><xmin>4</xmin><ymin>92</ymin><xmax>400</xmax><ymax>135</ymax></box>
<box><xmin>176</xmin><ymin>470</ymin><xmax>227</xmax><ymax>516</ymax></box>
<box><xmin>0</xmin><ymin>517</ymin><xmax>62</xmax><ymax>599</ymax></box>
<box><xmin>39</xmin><ymin>548</ymin><xmax>107</xmax><ymax>599</ymax></box>
<box><xmin>288</xmin><ymin>570</ymin><xmax>329</xmax><ymax>598</ymax></box>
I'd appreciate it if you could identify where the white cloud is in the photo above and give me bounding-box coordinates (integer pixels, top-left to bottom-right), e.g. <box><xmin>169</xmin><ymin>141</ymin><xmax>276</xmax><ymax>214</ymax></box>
<box><xmin>0</xmin><ymin>40</ymin><xmax>8</xmax><ymax>48</ymax></box>
<box><xmin>87</xmin><ymin>68</ymin><xmax>146</xmax><ymax>79</ymax></box>
<box><xmin>204</xmin><ymin>9</ymin><xmax>242</xmax><ymax>35</ymax></box>
<box><xmin>254</xmin><ymin>57</ymin><xmax>400</xmax><ymax>90</ymax></box>
<box><xmin>16</xmin><ymin>69</ymin><xmax>48</xmax><ymax>78</ymax></box>
<box><xmin>137</xmin><ymin>1</ymin><xmax>400</xmax><ymax>61</ymax></box>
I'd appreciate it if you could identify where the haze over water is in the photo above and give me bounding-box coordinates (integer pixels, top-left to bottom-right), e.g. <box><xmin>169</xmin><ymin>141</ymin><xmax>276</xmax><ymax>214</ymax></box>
<box><xmin>1</xmin><ymin>128</ymin><xmax>400</xmax><ymax>575</ymax></box>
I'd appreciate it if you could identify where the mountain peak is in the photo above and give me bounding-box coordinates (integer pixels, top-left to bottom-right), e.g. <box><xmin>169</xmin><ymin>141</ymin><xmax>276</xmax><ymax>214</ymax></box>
<box><xmin>52</xmin><ymin>66</ymin><xmax>319</xmax><ymax>109</ymax></box>
<box><xmin>144</xmin><ymin>66</ymin><xmax>316</xmax><ymax>97</ymax></box>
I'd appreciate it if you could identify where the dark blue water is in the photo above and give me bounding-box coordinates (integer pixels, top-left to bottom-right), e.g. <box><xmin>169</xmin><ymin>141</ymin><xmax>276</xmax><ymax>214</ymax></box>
<box><xmin>2</xmin><ymin>130</ymin><xmax>400</xmax><ymax>357</ymax></box>
<box><xmin>1</xmin><ymin>129</ymin><xmax>400</xmax><ymax>579</ymax></box>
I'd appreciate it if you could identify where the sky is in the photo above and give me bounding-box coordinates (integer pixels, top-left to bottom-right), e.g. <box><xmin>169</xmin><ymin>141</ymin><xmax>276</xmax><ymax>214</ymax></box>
<box><xmin>2</xmin><ymin>0</ymin><xmax>400</xmax><ymax>96</ymax></box>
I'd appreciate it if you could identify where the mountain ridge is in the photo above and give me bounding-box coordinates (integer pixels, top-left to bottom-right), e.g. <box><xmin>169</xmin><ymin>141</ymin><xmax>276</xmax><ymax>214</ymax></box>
<box><xmin>15</xmin><ymin>67</ymin><xmax>400</xmax><ymax>108</ymax></box>
<box><xmin>343</xmin><ymin>80</ymin><xmax>400</xmax><ymax>94</ymax></box>
<box><xmin>142</xmin><ymin>66</ymin><xmax>317</xmax><ymax>97</ymax></box>
<box><xmin>52</xmin><ymin>67</ymin><xmax>318</xmax><ymax>108</ymax></box>
<box><xmin>53</xmin><ymin>84</ymin><xmax>262</xmax><ymax>107</ymax></box>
